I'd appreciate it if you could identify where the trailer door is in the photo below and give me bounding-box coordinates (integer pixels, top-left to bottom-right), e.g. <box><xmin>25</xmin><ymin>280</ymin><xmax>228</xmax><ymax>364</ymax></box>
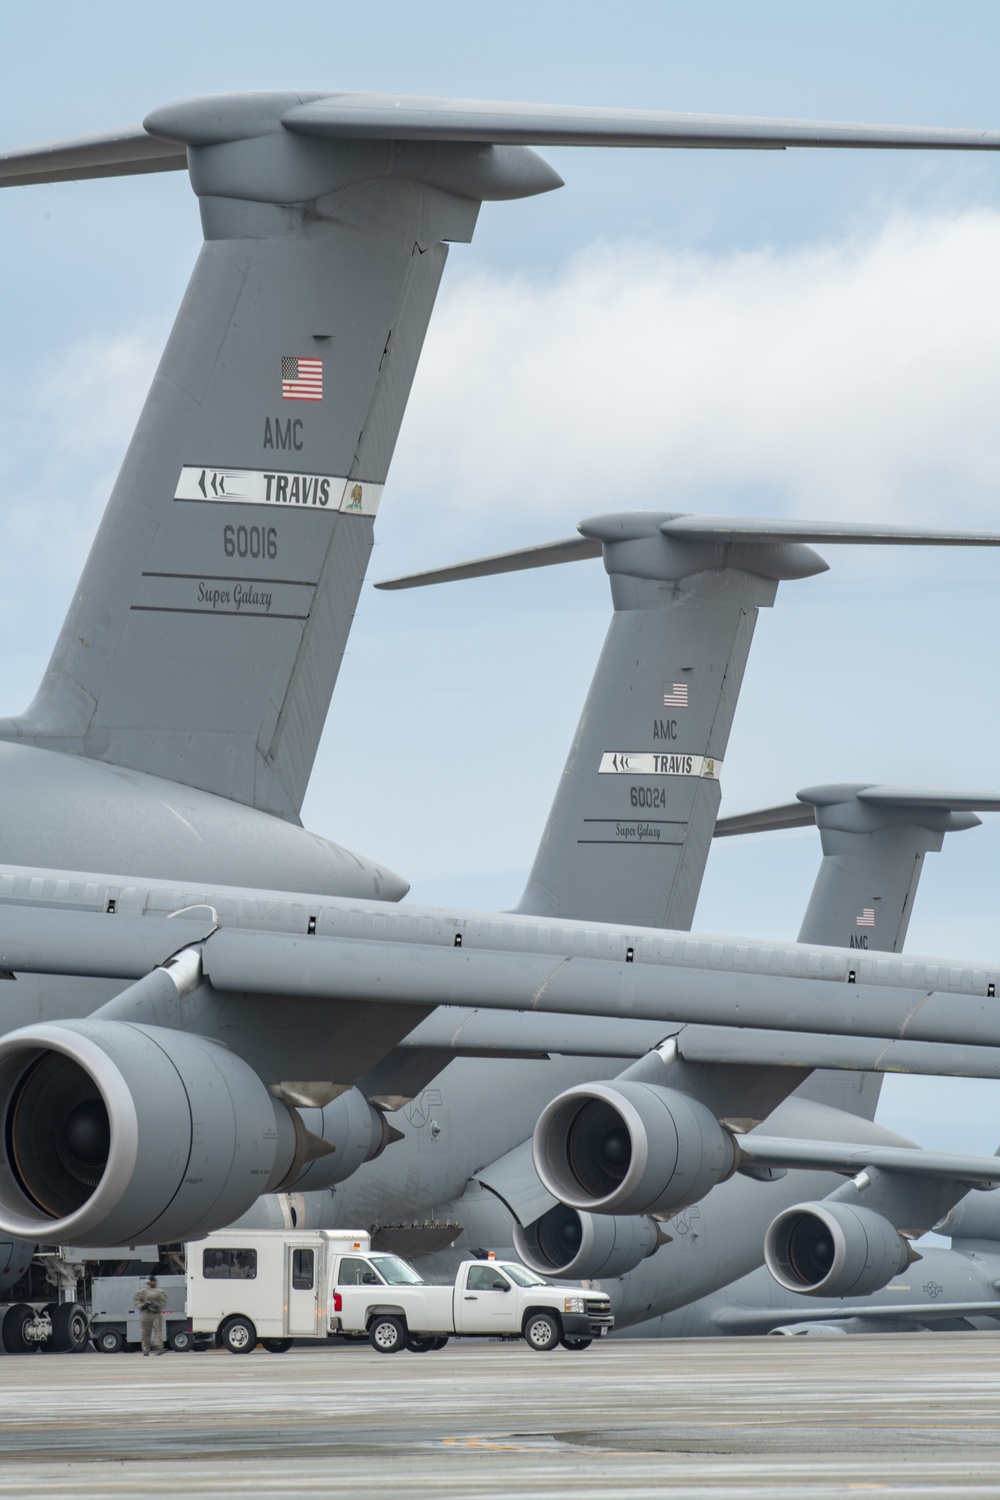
<box><xmin>286</xmin><ymin>1246</ymin><xmax>320</xmax><ymax>1336</ymax></box>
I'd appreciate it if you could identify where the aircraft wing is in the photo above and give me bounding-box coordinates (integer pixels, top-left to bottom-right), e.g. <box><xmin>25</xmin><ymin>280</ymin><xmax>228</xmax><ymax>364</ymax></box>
<box><xmin>714</xmin><ymin>1300</ymin><xmax>1000</xmax><ymax>1331</ymax></box>
<box><xmin>737</xmin><ymin>1135</ymin><xmax>1000</xmax><ymax>1187</ymax></box>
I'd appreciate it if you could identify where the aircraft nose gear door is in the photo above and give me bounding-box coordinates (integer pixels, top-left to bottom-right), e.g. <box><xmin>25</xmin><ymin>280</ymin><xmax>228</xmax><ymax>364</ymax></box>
<box><xmin>286</xmin><ymin>1247</ymin><xmax>319</xmax><ymax>1336</ymax></box>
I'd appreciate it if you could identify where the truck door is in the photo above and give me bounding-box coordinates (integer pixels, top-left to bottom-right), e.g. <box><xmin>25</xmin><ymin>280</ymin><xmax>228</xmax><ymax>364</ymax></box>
<box><xmin>455</xmin><ymin>1264</ymin><xmax>517</xmax><ymax>1334</ymax></box>
<box><xmin>286</xmin><ymin>1246</ymin><xmax>320</xmax><ymax>1337</ymax></box>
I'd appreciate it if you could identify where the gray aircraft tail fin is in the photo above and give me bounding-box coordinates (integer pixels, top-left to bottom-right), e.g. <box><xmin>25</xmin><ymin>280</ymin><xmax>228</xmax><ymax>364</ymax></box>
<box><xmin>382</xmin><ymin>512</ymin><xmax>827</xmax><ymax>926</ymax></box>
<box><xmin>378</xmin><ymin>512</ymin><xmax>1000</xmax><ymax>928</ymax></box>
<box><xmin>0</xmin><ymin>94</ymin><xmax>559</xmax><ymax>820</ymax></box>
<box><xmin>721</xmin><ymin>783</ymin><xmax>997</xmax><ymax>1116</ymax></box>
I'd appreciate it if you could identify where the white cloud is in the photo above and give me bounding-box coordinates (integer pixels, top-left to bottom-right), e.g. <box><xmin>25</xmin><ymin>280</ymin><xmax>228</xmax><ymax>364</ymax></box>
<box><xmin>399</xmin><ymin>212</ymin><xmax>1000</xmax><ymax>524</ymax></box>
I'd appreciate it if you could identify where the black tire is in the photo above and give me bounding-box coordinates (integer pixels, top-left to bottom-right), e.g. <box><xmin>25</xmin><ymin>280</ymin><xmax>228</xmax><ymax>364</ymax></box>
<box><xmin>430</xmin><ymin>1336</ymin><xmax>449</xmax><ymax>1351</ymax></box>
<box><xmin>221</xmin><ymin>1316</ymin><xmax>257</xmax><ymax>1354</ymax></box>
<box><xmin>368</xmin><ymin>1314</ymin><xmax>406</xmax><ymax>1354</ymax></box>
<box><xmin>50</xmin><ymin>1303</ymin><xmax>89</xmax><ymax>1353</ymax></box>
<box><xmin>560</xmin><ymin>1337</ymin><xmax>593</xmax><ymax>1351</ymax></box>
<box><xmin>523</xmin><ymin>1311</ymin><xmax>560</xmax><ymax>1352</ymax></box>
<box><xmin>405</xmin><ymin>1334</ymin><xmax>436</xmax><ymax>1352</ymax></box>
<box><xmin>2</xmin><ymin>1303</ymin><xmax>35</xmax><ymax>1355</ymax></box>
<box><xmin>169</xmin><ymin>1329</ymin><xmax>194</xmax><ymax>1352</ymax></box>
<box><xmin>262</xmin><ymin>1338</ymin><xmax>293</xmax><ymax>1353</ymax></box>
<box><xmin>94</xmin><ymin>1327</ymin><xmax>125</xmax><ymax>1354</ymax></box>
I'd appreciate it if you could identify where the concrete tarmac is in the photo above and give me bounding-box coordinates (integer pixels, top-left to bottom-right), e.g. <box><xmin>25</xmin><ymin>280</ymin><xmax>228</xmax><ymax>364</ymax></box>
<box><xmin>2</xmin><ymin>1333</ymin><xmax>1000</xmax><ymax>1498</ymax></box>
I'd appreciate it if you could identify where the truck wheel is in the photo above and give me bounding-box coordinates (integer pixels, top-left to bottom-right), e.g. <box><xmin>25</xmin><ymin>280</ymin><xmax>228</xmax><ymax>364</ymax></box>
<box><xmin>368</xmin><ymin>1315</ymin><xmax>406</xmax><ymax>1354</ymax></box>
<box><xmin>560</xmin><ymin>1337</ymin><xmax>593</xmax><ymax>1351</ymax></box>
<box><xmin>51</xmin><ymin>1303</ymin><xmax>89</xmax><ymax>1353</ymax></box>
<box><xmin>523</xmin><ymin>1311</ymin><xmax>560</xmax><ymax>1352</ymax></box>
<box><xmin>221</xmin><ymin>1316</ymin><xmax>257</xmax><ymax>1354</ymax></box>
<box><xmin>262</xmin><ymin>1338</ymin><xmax>293</xmax><ymax>1353</ymax></box>
<box><xmin>169</xmin><ymin>1329</ymin><xmax>194</xmax><ymax>1352</ymax></box>
<box><xmin>94</xmin><ymin>1327</ymin><xmax>125</xmax><ymax>1354</ymax></box>
<box><xmin>2</xmin><ymin>1304</ymin><xmax>35</xmax><ymax>1354</ymax></box>
<box><xmin>430</xmin><ymin>1337</ymin><xmax>449</xmax><ymax>1351</ymax></box>
<box><xmin>405</xmin><ymin>1334</ymin><xmax>436</xmax><ymax>1352</ymax></box>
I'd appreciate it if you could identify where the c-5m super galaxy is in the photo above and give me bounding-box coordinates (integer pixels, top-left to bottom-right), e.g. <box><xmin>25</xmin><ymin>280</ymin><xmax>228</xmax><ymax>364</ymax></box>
<box><xmin>3</xmin><ymin>91</ymin><xmax>1000</xmax><ymax>1324</ymax></box>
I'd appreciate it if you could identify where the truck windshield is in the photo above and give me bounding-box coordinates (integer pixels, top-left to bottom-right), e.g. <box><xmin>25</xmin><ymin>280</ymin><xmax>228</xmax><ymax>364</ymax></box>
<box><xmin>368</xmin><ymin>1255</ymin><xmax>426</xmax><ymax>1286</ymax></box>
<box><xmin>501</xmin><ymin>1264</ymin><xmax>551</xmax><ymax>1288</ymax></box>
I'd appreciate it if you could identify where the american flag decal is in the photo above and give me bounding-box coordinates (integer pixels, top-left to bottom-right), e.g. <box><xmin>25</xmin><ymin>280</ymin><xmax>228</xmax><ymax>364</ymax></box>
<box><xmin>281</xmin><ymin>356</ymin><xmax>323</xmax><ymax>402</ymax></box>
<box><xmin>663</xmin><ymin>683</ymin><xmax>689</xmax><ymax>708</ymax></box>
<box><xmin>856</xmin><ymin>907</ymin><xmax>875</xmax><ymax>928</ymax></box>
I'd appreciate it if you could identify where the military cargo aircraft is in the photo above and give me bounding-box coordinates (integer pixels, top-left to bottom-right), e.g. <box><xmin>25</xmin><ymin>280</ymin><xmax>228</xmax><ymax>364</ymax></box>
<box><xmin>2</xmin><ymin>90</ymin><xmax>1000</xmax><ymax>1306</ymax></box>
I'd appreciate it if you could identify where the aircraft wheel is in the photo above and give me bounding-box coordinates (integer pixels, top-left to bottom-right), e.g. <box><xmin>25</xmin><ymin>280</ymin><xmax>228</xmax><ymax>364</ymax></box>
<box><xmin>169</xmin><ymin>1329</ymin><xmax>194</xmax><ymax>1352</ymax></box>
<box><xmin>405</xmin><ymin>1334</ymin><xmax>437</xmax><ymax>1352</ymax></box>
<box><xmin>523</xmin><ymin>1312</ymin><xmax>560</xmax><ymax>1352</ymax></box>
<box><xmin>220</xmin><ymin>1316</ymin><xmax>257</xmax><ymax>1354</ymax></box>
<box><xmin>430</xmin><ymin>1336</ymin><xmax>449</xmax><ymax>1350</ymax></box>
<box><xmin>262</xmin><ymin>1338</ymin><xmax>293</xmax><ymax>1353</ymax></box>
<box><xmin>2</xmin><ymin>1303</ymin><xmax>35</xmax><ymax>1354</ymax></box>
<box><xmin>560</xmin><ymin>1337</ymin><xmax>593</xmax><ymax>1351</ymax></box>
<box><xmin>94</xmin><ymin>1327</ymin><xmax>125</xmax><ymax>1354</ymax></box>
<box><xmin>368</xmin><ymin>1315</ymin><xmax>406</xmax><ymax>1353</ymax></box>
<box><xmin>51</xmin><ymin>1303</ymin><xmax>89</xmax><ymax>1353</ymax></box>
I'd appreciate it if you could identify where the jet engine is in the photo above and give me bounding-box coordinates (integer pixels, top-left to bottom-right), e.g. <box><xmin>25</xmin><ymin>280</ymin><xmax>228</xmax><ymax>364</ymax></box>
<box><xmin>0</xmin><ymin>1019</ymin><xmax>319</xmax><ymax>1246</ymax></box>
<box><xmin>532</xmin><ymin>1080</ymin><xmax>736</xmax><ymax>1216</ymax></box>
<box><xmin>764</xmin><ymin>1201</ymin><xmax>912</xmax><ymax>1297</ymax></box>
<box><xmin>513</xmin><ymin>1202</ymin><xmax>660</xmax><ymax>1280</ymax></box>
<box><xmin>286</xmin><ymin>1088</ymin><xmax>392</xmax><ymax>1190</ymax></box>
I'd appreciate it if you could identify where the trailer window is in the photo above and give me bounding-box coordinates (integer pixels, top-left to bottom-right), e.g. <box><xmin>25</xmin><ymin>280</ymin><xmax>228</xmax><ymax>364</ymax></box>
<box><xmin>291</xmin><ymin>1249</ymin><xmax>315</xmax><ymax>1291</ymax></box>
<box><xmin>202</xmin><ymin>1248</ymin><xmax>258</xmax><ymax>1280</ymax></box>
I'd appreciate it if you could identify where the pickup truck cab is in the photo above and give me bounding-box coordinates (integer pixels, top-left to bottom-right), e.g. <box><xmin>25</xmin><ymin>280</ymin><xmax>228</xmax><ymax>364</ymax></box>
<box><xmin>332</xmin><ymin>1252</ymin><xmax>613</xmax><ymax>1353</ymax></box>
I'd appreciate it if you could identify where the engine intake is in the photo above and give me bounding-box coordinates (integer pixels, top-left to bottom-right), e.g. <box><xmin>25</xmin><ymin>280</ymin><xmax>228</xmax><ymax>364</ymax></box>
<box><xmin>0</xmin><ymin>1019</ymin><xmax>311</xmax><ymax>1246</ymax></box>
<box><xmin>532</xmin><ymin>1080</ymin><xmax>736</xmax><ymax>1216</ymax></box>
<box><xmin>765</xmin><ymin>1200</ymin><xmax>911</xmax><ymax>1297</ymax></box>
<box><xmin>514</xmin><ymin>1204</ymin><xmax>660</xmax><ymax>1280</ymax></box>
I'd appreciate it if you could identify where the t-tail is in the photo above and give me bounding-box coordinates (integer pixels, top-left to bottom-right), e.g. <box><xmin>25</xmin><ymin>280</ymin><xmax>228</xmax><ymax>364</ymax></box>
<box><xmin>718</xmin><ymin>783</ymin><xmax>1000</xmax><ymax>1117</ymax></box>
<box><xmin>0</xmin><ymin>93</ymin><xmax>559</xmax><ymax>819</ymax></box>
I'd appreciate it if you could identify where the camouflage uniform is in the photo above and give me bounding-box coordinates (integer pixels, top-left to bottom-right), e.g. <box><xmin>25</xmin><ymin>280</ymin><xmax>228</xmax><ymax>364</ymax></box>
<box><xmin>133</xmin><ymin>1283</ymin><xmax>168</xmax><ymax>1354</ymax></box>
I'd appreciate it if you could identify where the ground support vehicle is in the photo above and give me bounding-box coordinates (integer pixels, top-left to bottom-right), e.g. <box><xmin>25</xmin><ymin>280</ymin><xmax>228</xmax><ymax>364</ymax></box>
<box><xmin>89</xmin><ymin>1274</ymin><xmax>190</xmax><ymax>1353</ymax></box>
<box><xmin>332</xmin><ymin>1254</ymin><xmax>614</xmax><ymax>1354</ymax></box>
<box><xmin>188</xmin><ymin>1229</ymin><xmax>374</xmax><ymax>1353</ymax></box>
<box><xmin>187</xmin><ymin>1229</ymin><xmax>612</xmax><ymax>1354</ymax></box>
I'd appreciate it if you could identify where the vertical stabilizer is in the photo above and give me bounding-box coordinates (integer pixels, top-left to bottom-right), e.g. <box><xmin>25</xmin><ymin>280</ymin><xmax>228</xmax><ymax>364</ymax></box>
<box><xmin>516</xmin><ymin>515</ymin><xmax>826</xmax><ymax>926</ymax></box>
<box><xmin>0</xmin><ymin>93</ymin><xmax>560</xmax><ymax>820</ymax></box>
<box><xmin>791</xmin><ymin>784</ymin><xmax>983</xmax><ymax>1116</ymax></box>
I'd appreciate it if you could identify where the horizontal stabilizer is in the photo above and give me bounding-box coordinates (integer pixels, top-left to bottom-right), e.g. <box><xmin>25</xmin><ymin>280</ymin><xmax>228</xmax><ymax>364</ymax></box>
<box><xmin>739</xmin><ymin>1134</ymin><xmax>1000</xmax><ymax>1187</ymax></box>
<box><xmin>857</xmin><ymin>786</ymin><xmax>1000</xmax><ymax>812</ymax></box>
<box><xmin>716</xmin><ymin>783</ymin><xmax>1000</xmax><ymax>837</ymax></box>
<box><xmin>661</xmin><ymin>516</ymin><xmax>1000</xmax><ymax>546</ymax></box>
<box><xmin>284</xmin><ymin>96</ymin><xmax>1000</xmax><ymax>152</ymax></box>
<box><xmin>0</xmin><ymin>127</ymin><xmax>185</xmax><ymax>187</ymax></box>
<box><xmin>714</xmin><ymin>803</ymin><xmax>814</xmax><ymax>837</ymax></box>
<box><xmin>5</xmin><ymin>94</ymin><xmax>998</xmax><ymax>193</ymax></box>
<box><xmin>374</xmin><ymin>536</ymin><xmax>599</xmax><ymax>590</ymax></box>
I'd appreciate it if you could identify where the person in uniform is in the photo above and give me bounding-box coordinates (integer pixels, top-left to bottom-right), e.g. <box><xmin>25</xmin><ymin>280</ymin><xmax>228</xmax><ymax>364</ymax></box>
<box><xmin>134</xmin><ymin>1275</ymin><xmax>169</xmax><ymax>1355</ymax></box>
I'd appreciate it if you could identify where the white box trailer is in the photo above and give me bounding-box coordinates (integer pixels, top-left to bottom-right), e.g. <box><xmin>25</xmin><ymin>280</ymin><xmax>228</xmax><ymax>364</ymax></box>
<box><xmin>187</xmin><ymin>1229</ymin><xmax>371</xmax><ymax>1353</ymax></box>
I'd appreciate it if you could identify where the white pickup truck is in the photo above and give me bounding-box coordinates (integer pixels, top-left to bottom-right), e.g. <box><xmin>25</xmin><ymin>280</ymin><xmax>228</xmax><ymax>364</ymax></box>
<box><xmin>187</xmin><ymin>1229</ymin><xmax>612</xmax><ymax>1353</ymax></box>
<box><xmin>332</xmin><ymin>1251</ymin><xmax>614</xmax><ymax>1353</ymax></box>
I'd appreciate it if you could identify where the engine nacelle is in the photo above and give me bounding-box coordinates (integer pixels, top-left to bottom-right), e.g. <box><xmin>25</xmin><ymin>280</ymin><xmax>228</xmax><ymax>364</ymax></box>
<box><xmin>532</xmin><ymin>1080</ymin><xmax>736</xmax><ymax>1216</ymax></box>
<box><xmin>765</xmin><ymin>1201</ymin><xmax>911</xmax><ymax>1297</ymax></box>
<box><xmin>0</xmin><ymin>1019</ymin><xmax>311</xmax><ymax>1246</ymax></box>
<box><xmin>513</xmin><ymin>1203</ymin><xmax>660</xmax><ymax>1280</ymax></box>
<box><xmin>287</xmin><ymin>1089</ymin><xmax>391</xmax><ymax>1190</ymax></box>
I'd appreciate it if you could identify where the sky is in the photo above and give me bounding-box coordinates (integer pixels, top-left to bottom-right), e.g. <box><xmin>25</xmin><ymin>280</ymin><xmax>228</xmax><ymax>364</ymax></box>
<box><xmin>3</xmin><ymin>2</ymin><xmax>1000</xmax><ymax>1166</ymax></box>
